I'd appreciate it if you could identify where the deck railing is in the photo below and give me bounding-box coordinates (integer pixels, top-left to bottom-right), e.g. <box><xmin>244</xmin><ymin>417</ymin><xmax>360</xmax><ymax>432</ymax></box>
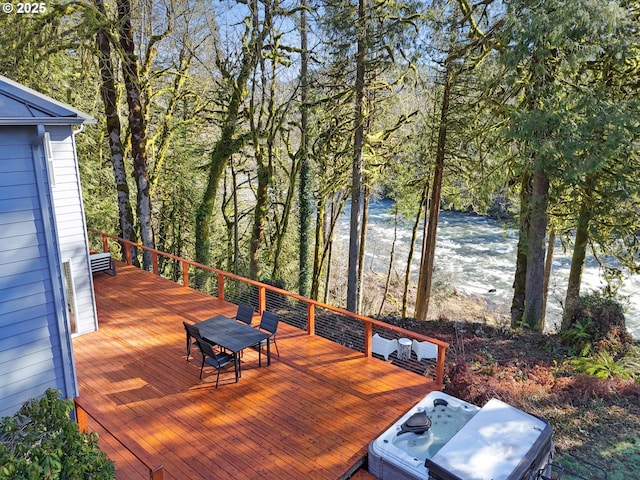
<box><xmin>88</xmin><ymin>228</ymin><xmax>449</xmax><ymax>386</ymax></box>
<box><xmin>74</xmin><ymin>396</ymin><xmax>164</xmax><ymax>480</ymax></box>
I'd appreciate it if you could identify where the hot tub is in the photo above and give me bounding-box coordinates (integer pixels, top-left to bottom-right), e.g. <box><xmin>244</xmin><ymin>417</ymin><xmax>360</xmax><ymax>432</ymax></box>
<box><xmin>425</xmin><ymin>398</ymin><xmax>553</xmax><ymax>480</ymax></box>
<box><xmin>368</xmin><ymin>393</ymin><xmax>554</xmax><ymax>480</ymax></box>
<box><xmin>368</xmin><ymin>391</ymin><xmax>480</xmax><ymax>480</ymax></box>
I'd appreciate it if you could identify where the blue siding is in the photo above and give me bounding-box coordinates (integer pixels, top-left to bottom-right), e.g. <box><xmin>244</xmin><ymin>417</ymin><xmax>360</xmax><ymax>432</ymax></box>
<box><xmin>0</xmin><ymin>125</ymin><xmax>76</xmax><ymax>418</ymax></box>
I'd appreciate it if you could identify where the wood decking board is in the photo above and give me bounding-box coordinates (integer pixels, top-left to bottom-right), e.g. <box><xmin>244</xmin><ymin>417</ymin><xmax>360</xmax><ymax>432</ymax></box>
<box><xmin>73</xmin><ymin>265</ymin><xmax>439</xmax><ymax>479</ymax></box>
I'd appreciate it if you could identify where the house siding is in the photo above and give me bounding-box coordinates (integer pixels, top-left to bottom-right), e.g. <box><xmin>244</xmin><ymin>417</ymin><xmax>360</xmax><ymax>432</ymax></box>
<box><xmin>46</xmin><ymin>125</ymin><xmax>98</xmax><ymax>334</ymax></box>
<box><xmin>0</xmin><ymin>125</ymin><xmax>77</xmax><ymax>418</ymax></box>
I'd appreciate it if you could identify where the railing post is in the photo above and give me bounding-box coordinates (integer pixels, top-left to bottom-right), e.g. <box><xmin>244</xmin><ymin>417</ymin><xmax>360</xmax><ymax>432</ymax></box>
<box><xmin>152</xmin><ymin>251</ymin><xmax>159</xmax><ymax>275</ymax></box>
<box><xmin>435</xmin><ymin>345</ymin><xmax>446</xmax><ymax>387</ymax></box>
<box><xmin>364</xmin><ymin>322</ymin><xmax>373</xmax><ymax>357</ymax></box>
<box><xmin>151</xmin><ymin>466</ymin><xmax>164</xmax><ymax>480</ymax></box>
<box><xmin>307</xmin><ymin>303</ymin><xmax>315</xmax><ymax>335</ymax></box>
<box><xmin>101</xmin><ymin>235</ymin><xmax>108</xmax><ymax>253</ymax></box>
<box><xmin>217</xmin><ymin>273</ymin><xmax>225</xmax><ymax>301</ymax></box>
<box><xmin>74</xmin><ymin>399</ymin><xmax>89</xmax><ymax>433</ymax></box>
<box><xmin>182</xmin><ymin>261</ymin><xmax>189</xmax><ymax>288</ymax></box>
<box><xmin>125</xmin><ymin>242</ymin><xmax>133</xmax><ymax>265</ymax></box>
<box><xmin>258</xmin><ymin>286</ymin><xmax>266</xmax><ymax>313</ymax></box>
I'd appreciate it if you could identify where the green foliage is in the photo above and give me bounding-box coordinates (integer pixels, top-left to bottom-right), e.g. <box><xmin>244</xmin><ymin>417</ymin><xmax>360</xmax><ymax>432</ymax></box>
<box><xmin>569</xmin><ymin>348</ymin><xmax>640</xmax><ymax>381</ymax></box>
<box><xmin>563</xmin><ymin>292</ymin><xmax>638</xmax><ymax>381</ymax></box>
<box><xmin>561</xmin><ymin>318</ymin><xmax>596</xmax><ymax>356</ymax></box>
<box><xmin>562</xmin><ymin>292</ymin><xmax>631</xmax><ymax>355</ymax></box>
<box><xmin>0</xmin><ymin>389</ymin><xmax>115</xmax><ymax>480</ymax></box>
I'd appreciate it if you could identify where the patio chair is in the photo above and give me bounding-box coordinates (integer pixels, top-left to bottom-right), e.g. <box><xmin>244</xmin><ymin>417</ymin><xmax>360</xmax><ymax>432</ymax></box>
<box><xmin>254</xmin><ymin>311</ymin><xmax>280</xmax><ymax>358</ymax></box>
<box><xmin>195</xmin><ymin>339</ymin><xmax>236</xmax><ymax>387</ymax></box>
<box><xmin>371</xmin><ymin>334</ymin><xmax>398</xmax><ymax>361</ymax></box>
<box><xmin>234</xmin><ymin>303</ymin><xmax>255</xmax><ymax>325</ymax></box>
<box><xmin>183</xmin><ymin>322</ymin><xmax>203</xmax><ymax>362</ymax></box>
<box><xmin>412</xmin><ymin>339</ymin><xmax>438</xmax><ymax>361</ymax></box>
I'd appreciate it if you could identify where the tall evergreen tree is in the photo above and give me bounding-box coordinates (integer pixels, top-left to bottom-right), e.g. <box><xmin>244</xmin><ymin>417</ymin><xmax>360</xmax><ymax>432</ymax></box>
<box><xmin>502</xmin><ymin>0</ymin><xmax>640</xmax><ymax>331</ymax></box>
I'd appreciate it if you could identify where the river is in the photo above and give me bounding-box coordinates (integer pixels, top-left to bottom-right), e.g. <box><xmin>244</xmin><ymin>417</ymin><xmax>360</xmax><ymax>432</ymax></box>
<box><xmin>336</xmin><ymin>199</ymin><xmax>639</xmax><ymax>339</ymax></box>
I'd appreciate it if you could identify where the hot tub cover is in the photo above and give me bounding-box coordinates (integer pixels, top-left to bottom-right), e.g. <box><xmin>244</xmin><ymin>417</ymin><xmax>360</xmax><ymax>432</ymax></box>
<box><xmin>425</xmin><ymin>398</ymin><xmax>553</xmax><ymax>480</ymax></box>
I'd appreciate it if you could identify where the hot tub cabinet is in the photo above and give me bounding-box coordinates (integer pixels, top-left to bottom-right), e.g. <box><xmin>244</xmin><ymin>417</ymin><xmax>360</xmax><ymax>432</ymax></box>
<box><xmin>368</xmin><ymin>392</ymin><xmax>553</xmax><ymax>480</ymax></box>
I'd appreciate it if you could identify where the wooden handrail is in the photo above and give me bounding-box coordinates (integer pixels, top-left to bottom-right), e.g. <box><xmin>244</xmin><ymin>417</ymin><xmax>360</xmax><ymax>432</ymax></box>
<box><xmin>88</xmin><ymin>228</ymin><xmax>449</xmax><ymax>386</ymax></box>
<box><xmin>74</xmin><ymin>396</ymin><xmax>164</xmax><ymax>480</ymax></box>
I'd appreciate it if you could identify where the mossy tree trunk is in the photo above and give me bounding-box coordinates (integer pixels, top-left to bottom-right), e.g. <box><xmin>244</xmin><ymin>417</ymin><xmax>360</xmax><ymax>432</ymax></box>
<box><xmin>511</xmin><ymin>173</ymin><xmax>531</xmax><ymax>328</ymax></box>
<box><xmin>93</xmin><ymin>0</ymin><xmax>138</xmax><ymax>265</ymax></box>
<box><xmin>194</xmin><ymin>8</ymin><xmax>260</xmax><ymax>282</ymax></box>
<box><xmin>562</xmin><ymin>185</ymin><xmax>594</xmax><ymax>332</ymax></box>
<box><xmin>117</xmin><ymin>0</ymin><xmax>156</xmax><ymax>269</ymax></box>
<box><xmin>523</xmin><ymin>170</ymin><xmax>549</xmax><ymax>331</ymax></box>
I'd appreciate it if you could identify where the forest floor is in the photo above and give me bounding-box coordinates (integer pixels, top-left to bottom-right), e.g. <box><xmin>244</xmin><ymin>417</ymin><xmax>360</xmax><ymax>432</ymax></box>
<box><xmin>377</xmin><ymin>294</ymin><xmax>640</xmax><ymax>480</ymax></box>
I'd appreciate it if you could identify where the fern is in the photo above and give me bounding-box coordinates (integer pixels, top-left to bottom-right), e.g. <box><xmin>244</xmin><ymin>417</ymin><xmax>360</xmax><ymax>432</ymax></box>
<box><xmin>570</xmin><ymin>349</ymin><xmax>640</xmax><ymax>381</ymax></box>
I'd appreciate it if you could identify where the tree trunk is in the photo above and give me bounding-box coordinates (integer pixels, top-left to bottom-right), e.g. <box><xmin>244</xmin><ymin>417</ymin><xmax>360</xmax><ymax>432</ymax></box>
<box><xmin>194</xmin><ymin>0</ymin><xmax>264</xmax><ymax>284</ymax></box>
<box><xmin>562</xmin><ymin>192</ymin><xmax>593</xmax><ymax>331</ymax></box>
<box><xmin>220</xmin><ymin>165</ymin><xmax>239</xmax><ymax>274</ymax></box>
<box><xmin>379</xmin><ymin>203</ymin><xmax>398</xmax><ymax>316</ymax></box>
<box><xmin>356</xmin><ymin>184</ymin><xmax>369</xmax><ymax>313</ymax></box>
<box><xmin>542</xmin><ymin>228</ymin><xmax>555</xmax><ymax>326</ymax></box>
<box><xmin>402</xmin><ymin>183</ymin><xmax>428</xmax><ymax>317</ymax></box>
<box><xmin>311</xmin><ymin>192</ymin><xmax>348</xmax><ymax>301</ymax></box>
<box><xmin>347</xmin><ymin>0</ymin><xmax>367</xmax><ymax>313</ymax></box>
<box><xmin>311</xmin><ymin>196</ymin><xmax>327</xmax><ymax>300</ymax></box>
<box><xmin>415</xmin><ymin>70</ymin><xmax>451</xmax><ymax>321</ymax></box>
<box><xmin>149</xmin><ymin>49</ymin><xmax>192</xmax><ymax>198</ymax></box>
<box><xmin>94</xmin><ymin>0</ymin><xmax>137</xmax><ymax>264</ymax></box>
<box><xmin>511</xmin><ymin>172</ymin><xmax>531</xmax><ymax>328</ymax></box>
<box><xmin>117</xmin><ymin>0</ymin><xmax>155</xmax><ymax>269</ymax></box>
<box><xmin>523</xmin><ymin>170</ymin><xmax>549</xmax><ymax>332</ymax></box>
<box><xmin>194</xmin><ymin>27</ymin><xmax>257</xmax><ymax>280</ymax></box>
<box><xmin>250</xmin><ymin>157</ymin><xmax>270</xmax><ymax>280</ymax></box>
<box><xmin>271</xmin><ymin>144</ymin><xmax>300</xmax><ymax>280</ymax></box>
<box><xmin>298</xmin><ymin>0</ymin><xmax>311</xmax><ymax>297</ymax></box>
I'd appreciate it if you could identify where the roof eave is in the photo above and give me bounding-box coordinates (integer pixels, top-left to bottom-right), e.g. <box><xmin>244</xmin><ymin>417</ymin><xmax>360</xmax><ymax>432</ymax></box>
<box><xmin>0</xmin><ymin>117</ymin><xmax>97</xmax><ymax>126</ymax></box>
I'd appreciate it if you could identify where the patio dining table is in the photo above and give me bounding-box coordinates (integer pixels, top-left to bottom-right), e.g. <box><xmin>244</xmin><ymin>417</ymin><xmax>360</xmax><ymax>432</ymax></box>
<box><xmin>195</xmin><ymin>315</ymin><xmax>271</xmax><ymax>382</ymax></box>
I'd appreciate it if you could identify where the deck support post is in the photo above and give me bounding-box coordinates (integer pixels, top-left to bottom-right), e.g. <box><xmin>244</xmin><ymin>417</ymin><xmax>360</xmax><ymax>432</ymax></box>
<box><xmin>182</xmin><ymin>261</ymin><xmax>189</xmax><ymax>288</ymax></box>
<box><xmin>217</xmin><ymin>273</ymin><xmax>225</xmax><ymax>301</ymax></box>
<box><xmin>307</xmin><ymin>303</ymin><xmax>315</xmax><ymax>335</ymax></box>
<box><xmin>364</xmin><ymin>322</ymin><xmax>373</xmax><ymax>357</ymax></box>
<box><xmin>74</xmin><ymin>398</ymin><xmax>89</xmax><ymax>433</ymax></box>
<box><xmin>152</xmin><ymin>251</ymin><xmax>159</xmax><ymax>275</ymax></box>
<box><xmin>124</xmin><ymin>241</ymin><xmax>133</xmax><ymax>265</ymax></box>
<box><xmin>151</xmin><ymin>466</ymin><xmax>164</xmax><ymax>480</ymax></box>
<box><xmin>435</xmin><ymin>345</ymin><xmax>446</xmax><ymax>387</ymax></box>
<box><xmin>258</xmin><ymin>286</ymin><xmax>266</xmax><ymax>313</ymax></box>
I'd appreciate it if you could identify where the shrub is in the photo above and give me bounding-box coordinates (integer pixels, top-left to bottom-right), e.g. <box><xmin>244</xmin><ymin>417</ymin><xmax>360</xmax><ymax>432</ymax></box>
<box><xmin>0</xmin><ymin>389</ymin><xmax>115</xmax><ymax>479</ymax></box>
<box><xmin>562</xmin><ymin>292</ymin><xmax>631</xmax><ymax>356</ymax></box>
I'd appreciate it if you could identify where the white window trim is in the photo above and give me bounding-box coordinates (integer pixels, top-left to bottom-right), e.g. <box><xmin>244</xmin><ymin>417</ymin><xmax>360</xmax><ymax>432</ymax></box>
<box><xmin>44</xmin><ymin>131</ymin><xmax>56</xmax><ymax>187</ymax></box>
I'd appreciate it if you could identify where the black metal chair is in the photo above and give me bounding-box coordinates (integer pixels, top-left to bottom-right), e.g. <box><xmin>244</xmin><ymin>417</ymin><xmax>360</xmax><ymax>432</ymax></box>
<box><xmin>254</xmin><ymin>311</ymin><xmax>280</xmax><ymax>358</ymax></box>
<box><xmin>183</xmin><ymin>322</ymin><xmax>202</xmax><ymax>362</ymax></box>
<box><xmin>234</xmin><ymin>303</ymin><xmax>255</xmax><ymax>325</ymax></box>
<box><xmin>195</xmin><ymin>339</ymin><xmax>236</xmax><ymax>388</ymax></box>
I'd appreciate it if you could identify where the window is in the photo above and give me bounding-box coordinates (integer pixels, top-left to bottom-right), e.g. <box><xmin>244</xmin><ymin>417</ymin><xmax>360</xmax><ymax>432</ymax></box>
<box><xmin>62</xmin><ymin>260</ymin><xmax>78</xmax><ymax>334</ymax></box>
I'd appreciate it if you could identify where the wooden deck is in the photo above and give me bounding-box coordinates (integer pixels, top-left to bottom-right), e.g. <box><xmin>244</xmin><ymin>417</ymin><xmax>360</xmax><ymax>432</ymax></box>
<box><xmin>72</xmin><ymin>264</ymin><xmax>439</xmax><ymax>479</ymax></box>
